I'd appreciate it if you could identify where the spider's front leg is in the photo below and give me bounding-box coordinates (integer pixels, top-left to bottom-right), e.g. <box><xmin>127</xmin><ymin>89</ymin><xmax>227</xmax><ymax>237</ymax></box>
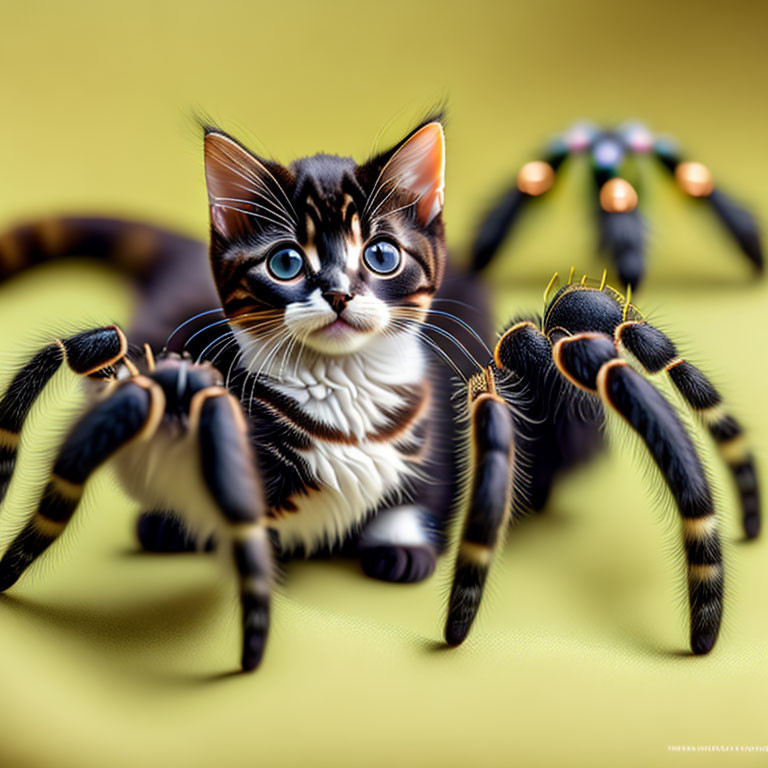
<box><xmin>471</xmin><ymin>138</ymin><xmax>569</xmax><ymax>271</ymax></box>
<box><xmin>591</xmin><ymin>133</ymin><xmax>646</xmax><ymax>289</ymax></box>
<box><xmin>0</xmin><ymin>343</ymin><xmax>272</xmax><ymax>672</ymax></box>
<box><xmin>190</xmin><ymin>386</ymin><xmax>272</xmax><ymax>670</ymax></box>
<box><xmin>553</xmin><ymin>332</ymin><xmax>724</xmax><ymax>654</ymax></box>
<box><xmin>0</xmin><ymin>325</ymin><xmax>128</xmax><ymax>502</ymax></box>
<box><xmin>653</xmin><ymin>138</ymin><xmax>763</xmax><ymax>272</ymax></box>
<box><xmin>444</xmin><ymin>371</ymin><xmax>515</xmax><ymax>646</ymax></box>
<box><xmin>0</xmin><ymin>375</ymin><xmax>159</xmax><ymax>591</ymax></box>
<box><xmin>616</xmin><ymin>320</ymin><xmax>760</xmax><ymax>538</ymax></box>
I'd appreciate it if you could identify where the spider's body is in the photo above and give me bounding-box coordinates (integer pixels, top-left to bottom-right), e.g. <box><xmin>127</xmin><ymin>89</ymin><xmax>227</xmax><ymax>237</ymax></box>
<box><xmin>0</xmin><ymin>117</ymin><xmax>760</xmax><ymax>671</ymax></box>
<box><xmin>472</xmin><ymin>122</ymin><xmax>764</xmax><ymax>289</ymax></box>
<box><xmin>443</xmin><ymin>275</ymin><xmax>759</xmax><ymax>653</ymax></box>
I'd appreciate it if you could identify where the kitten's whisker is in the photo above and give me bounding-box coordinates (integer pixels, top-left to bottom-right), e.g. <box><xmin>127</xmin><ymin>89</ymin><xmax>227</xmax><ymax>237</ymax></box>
<box><xmin>195</xmin><ymin>329</ymin><xmax>235</xmax><ymax>365</ymax></box>
<box><xmin>164</xmin><ymin>308</ymin><xmax>224</xmax><ymax>349</ymax></box>
<box><xmin>202</xmin><ymin>319</ymin><xmax>283</xmax><ymax>368</ymax></box>
<box><xmin>390</xmin><ymin>314</ymin><xmax>485</xmax><ymax>371</ymax></box>
<box><xmin>431</xmin><ymin>297</ymin><xmax>485</xmax><ymax>316</ymax></box>
<box><xmin>182</xmin><ymin>310</ymin><xmax>279</xmax><ymax>350</ymax></box>
<box><xmin>365</xmin><ymin>178</ymin><xmax>404</xmax><ymax>222</ymax></box>
<box><xmin>207</xmin><ymin>336</ymin><xmax>244</xmax><ymax>368</ymax></box>
<box><xmin>212</xmin><ymin>195</ymin><xmax>296</xmax><ymax>231</ymax></box>
<box><xmin>390</xmin><ymin>320</ymin><xmax>467</xmax><ymax>382</ymax></box>
<box><xmin>393</xmin><ymin>307</ymin><xmax>492</xmax><ymax>359</ymax></box>
<box><xmin>423</xmin><ymin>309</ymin><xmax>492</xmax><ymax>358</ymax></box>
<box><xmin>247</xmin><ymin>331</ymin><xmax>293</xmax><ymax>413</ymax></box>
<box><xmin>213</xmin><ymin>204</ymin><xmax>294</xmax><ymax>234</ymax></box>
<box><xmin>213</xmin><ymin>158</ymin><xmax>298</xmax><ymax>225</ymax></box>
<box><xmin>375</xmin><ymin>198</ymin><xmax>419</xmax><ymax>221</ymax></box>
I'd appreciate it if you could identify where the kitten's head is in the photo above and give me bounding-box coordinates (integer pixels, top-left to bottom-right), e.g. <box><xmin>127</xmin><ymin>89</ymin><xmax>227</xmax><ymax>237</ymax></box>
<box><xmin>203</xmin><ymin>118</ymin><xmax>446</xmax><ymax>356</ymax></box>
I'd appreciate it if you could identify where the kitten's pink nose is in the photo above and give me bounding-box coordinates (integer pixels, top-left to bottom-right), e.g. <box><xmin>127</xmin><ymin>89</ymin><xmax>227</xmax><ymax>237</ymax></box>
<box><xmin>323</xmin><ymin>291</ymin><xmax>352</xmax><ymax>314</ymax></box>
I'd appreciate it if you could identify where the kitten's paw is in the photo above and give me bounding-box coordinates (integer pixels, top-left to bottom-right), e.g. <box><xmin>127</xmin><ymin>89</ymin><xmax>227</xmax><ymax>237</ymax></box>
<box><xmin>358</xmin><ymin>505</ymin><xmax>437</xmax><ymax>583</ymax></box>
<box><xmin>137</xmin><ymin>511</ymin><xmax>215</xmax><ymax>553</ymax></box>
<box><xmin>360</xmin><ymin>543</ymin><xmax>437</xmax><ymax>584</ymax></box>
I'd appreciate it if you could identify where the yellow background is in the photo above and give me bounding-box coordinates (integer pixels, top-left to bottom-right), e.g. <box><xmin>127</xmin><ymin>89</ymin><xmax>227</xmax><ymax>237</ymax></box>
<box><xmin>0</xmin><ymin>1</ymin><xmax>766</xmax><ymax>766</ymax></box>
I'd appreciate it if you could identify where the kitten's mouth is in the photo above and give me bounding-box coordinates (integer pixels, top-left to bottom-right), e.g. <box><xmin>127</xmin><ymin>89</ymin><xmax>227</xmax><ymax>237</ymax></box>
<box><xmin>313</xmin><ymin>316</ymin><xmax>367</xmax><ymax>337</ymax></box>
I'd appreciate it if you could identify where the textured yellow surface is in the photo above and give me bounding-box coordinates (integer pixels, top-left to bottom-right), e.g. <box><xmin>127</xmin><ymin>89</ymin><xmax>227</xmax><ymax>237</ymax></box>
<box><xmin>0</xmin><ymin>2</ymin><xmax>766</xmax><ymax>766</ymax></box>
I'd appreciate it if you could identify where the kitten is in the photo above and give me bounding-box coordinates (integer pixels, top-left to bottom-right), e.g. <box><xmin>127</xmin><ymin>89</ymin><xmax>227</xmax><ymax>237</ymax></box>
<box><xmin>0</xmin><ymin>117</ymin><xmax>492</xmax><ymax>583</ymax></box>
<box><xmin>197</xmin><ymin>119</ymin><xmax>456</xmax><ymax>580</ymax></box>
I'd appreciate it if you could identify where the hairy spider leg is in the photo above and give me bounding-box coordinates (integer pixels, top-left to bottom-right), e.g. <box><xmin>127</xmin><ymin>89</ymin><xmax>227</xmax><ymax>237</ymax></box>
<box><xmin>444</xmin><ymin>377</ymin><xmax>514</xmax><ymax>646</ymax></box>
<box><xmin>0</xmin><ymin>325</ymin><xmax>128</xmax><ymax>503</ymax></box>
<box><xmin>470</xmin><ymin>139</ymin><xmax>569</xmax><ymax>271</ymax></box>
<box><xmin>191</xmin><ymin>387</ymin><xmax>272</xmax><ymax>671</ymax></box>
<box><xmin>653</xmin><ymin>139</ymin><xmax>763</xmax><ymax>271</ymax></box>
<box><xmin>553</xmin><ymin>333</ymin><xmax>723</xmax><ymax>654</ymax></box>
<box><xmin>494</xmin><ymin>319</ymin><xmax>606</xmax><ymax>511</ymax></box>
<box><xmin>616</xmin><ymin>320</ymin><xmax>760</xmax><ymax>538</ymax></box>
<box><xmin>0</xmin><ymin>378</ymin><xmax>162</xmax><ymax>591</ymax></box>
<box><xmin>591</xmin><ymin>133</ymin><xmax>646</xmax><ymax>290</ymax></box>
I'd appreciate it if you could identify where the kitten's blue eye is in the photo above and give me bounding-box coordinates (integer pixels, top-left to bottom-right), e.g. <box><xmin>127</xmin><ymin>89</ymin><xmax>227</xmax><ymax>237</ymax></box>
<box><xmin>267</xmin><ymin>247</ymin><xmax>304</xmax><ymax>280</ymax></box>
<box><xmin>363</xmin><ymin>240</ymin><xmax>401</xmax><ymax>275</ymax></box>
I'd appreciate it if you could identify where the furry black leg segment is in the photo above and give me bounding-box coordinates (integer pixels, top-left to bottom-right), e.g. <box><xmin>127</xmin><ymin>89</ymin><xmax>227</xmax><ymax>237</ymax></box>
<box><xmin>617</xmin><ymin>320</ymin><xmax>760</xmax><ymax>538</ymax></box>
<box><xmin>0</xmin><ymin>325</ymin><xmax>128</xmax><ymax>504</ymax></box>
<box><xmin>470</xmin><ymin>144</ymin><xmax>567</xmax><ymax>272</ymax></box>
<box><xmin>445</xmin><ymin>394</ymin><xmax>514</xmax><ymax>646</ymax></box>
<box><xmin>0</xmin><ymin>381</ymin><xmax>156</xmax><ymax>591</ymax></box>
<box><xmin>597</xmin><ymin>209</ymin><xmax>647</xmax><ymax>290</ymax></box>
<box><xmin>194</xmin><ymin>390</ymin><xmax>271</xmax><ymax>672</ymax></box>
<box><xmin>596</xmin><ymin>360</ymin><xmax>723</xmax><ymax>654</ymax></box>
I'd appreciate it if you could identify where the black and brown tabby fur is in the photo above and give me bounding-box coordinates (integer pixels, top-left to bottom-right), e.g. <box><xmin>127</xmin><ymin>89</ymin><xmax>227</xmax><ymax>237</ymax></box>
<box><xmin>0</xmin><ymin>115</ymin><xmax>492</xmax><ymax>583</ymax></box>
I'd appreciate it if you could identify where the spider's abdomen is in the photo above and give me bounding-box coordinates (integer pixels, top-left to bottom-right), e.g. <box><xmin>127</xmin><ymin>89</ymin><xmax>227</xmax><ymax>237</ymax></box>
<box><xmin>543</xmin><ymin>285</ymin><xmax>624</xmax><ymax>337</ymax></box>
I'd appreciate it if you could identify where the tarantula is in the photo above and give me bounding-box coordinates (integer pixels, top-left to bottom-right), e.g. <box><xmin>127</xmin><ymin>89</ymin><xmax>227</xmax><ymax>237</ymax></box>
<box><xmin>471</xmin><ymin>121</ymin><xmax>764</xmax><ymax>289</ymax></box>
<box><xmin>444</xmin><ymin>272</ymin><xmax>759</xmax><ymax>651</ymax></box>
<box><xmin>0</xmin><ymin>118</ymin><xmax>759</xmax><ymax>671</ymax></box>
<box><xmin>0</xmin><ymin>274</ymin><xmax>758</xmax><ymax>667</ymax></box>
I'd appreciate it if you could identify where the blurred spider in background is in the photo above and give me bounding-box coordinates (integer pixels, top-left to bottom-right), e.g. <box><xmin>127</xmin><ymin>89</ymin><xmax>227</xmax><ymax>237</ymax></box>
<box><xmin>472</xmin><ymin>122</ymin><xmax>764</xmax><ymax>289</ymax></box>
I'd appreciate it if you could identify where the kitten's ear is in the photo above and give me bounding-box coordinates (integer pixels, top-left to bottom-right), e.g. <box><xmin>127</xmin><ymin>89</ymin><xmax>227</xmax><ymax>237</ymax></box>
<box><xmin>368</xmin><ymin>122</ymin><xmax>445</xmax><ymax>226</ymax></box>
<box><xmin>203</xmin><ymin>130</ymin><xmax>284</xmax><ymax>240</ymax></box>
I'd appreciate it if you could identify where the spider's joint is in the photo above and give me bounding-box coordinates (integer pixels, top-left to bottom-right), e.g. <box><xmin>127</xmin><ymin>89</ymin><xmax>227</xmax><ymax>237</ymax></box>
<box><xmin>664</xmin><ymin>357</ymin><xmax>685</xmax><ymax>372</ymax></box>
<box><xmin>230</xmin><ymin>522</ymin><xmax>268</xmax><ymax>541</ymax></box>
<box><xmin>688</xmin><ymin>563</ymin><xmax>722</xmax><ymax>583</ymax></box>
<box><xmin>458</xmin><ymin>541</ymin><xmax>494</xmax><ymax>566</ymax></box>
<box><xmin>50</xmin><ymin>473</ymin><xmax>84</xmax><ymax>500</ymax></box>
<box><xmin>73</xmin><ymin>325</ymin><xmax>129</xmax><ymax>377</ymax></box>
<box><xmin>494</xmin><ymin>321</ymin><xmax>540</xmax><ymax>369</ymax></box>
<box><xmin>613</xmin><ymin>320</ymin><xmax>641</xmax><ymax>348</ymax></box>
<box><xmin>467</xmin><ymin>368</ymin><xmax>499</xmax><ymax>405</ymax></box>
<box><xmin>552</xmin><ymin>333</ymin><xmax>617</xmax><ymax>394</ymax></box>
<box><xmin>131</xmin><ymin>377</ymin><xmax>166</xmax><ymax>442</ymax></box>
<box><xmin>682</xmin><ymin>515</ymin><xmax>719</xmax><ymax>542</ymax></box>
<box><xmin>699</xmin><ymin>404</ymin><xmax>727</xmax><ymax>424</ymax></box>
<box><xmin>188</xmin><ymin>386</ymin><xmax>242</xmax><ymax>432</ymax></box>
<box><xmin>595</xmin><ymin>359</ymin><xmax>629</xmax><ymax>399</ymax></box>
<box><xmin>718</xmin><ymin>434</ymin><xmax>749</xmax><ymax>465</ymax></box>
<box><xmin>32</xmin><ymin>514</ymin><xmax>68</xmax><ymax>537</ymax></box>
<box><xmin>0</xmin><ymin>427</ymin><xmax>20</xmax><ymax>450</ymax></box>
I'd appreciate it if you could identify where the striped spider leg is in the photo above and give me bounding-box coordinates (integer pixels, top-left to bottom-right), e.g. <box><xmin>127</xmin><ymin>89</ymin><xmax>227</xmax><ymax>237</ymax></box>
<box><xmin>0</xmin><ymin>327</ymin><xmax>272</xmax><ymax>671</ymax></box>
<box><xmin>444</xmin><ymin>274</ymin><xmax>760</xmax><ymax>654</ymax></box>
<box><xmin>471</xmin><ymin>122</ymin><xmax>763</xmax><ymax>289</ymax></box>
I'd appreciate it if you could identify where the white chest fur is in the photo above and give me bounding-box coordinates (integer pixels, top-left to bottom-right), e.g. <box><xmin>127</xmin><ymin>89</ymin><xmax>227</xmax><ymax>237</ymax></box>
<box><xmin>107</xmin><ymin>331</ymin><xmax>428</xmax><ymax>556</ymax></box>
<box><xmin>250</xmin><ymin>331</ymin><xmax>428</xmax><ymax>552</ymax></box>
